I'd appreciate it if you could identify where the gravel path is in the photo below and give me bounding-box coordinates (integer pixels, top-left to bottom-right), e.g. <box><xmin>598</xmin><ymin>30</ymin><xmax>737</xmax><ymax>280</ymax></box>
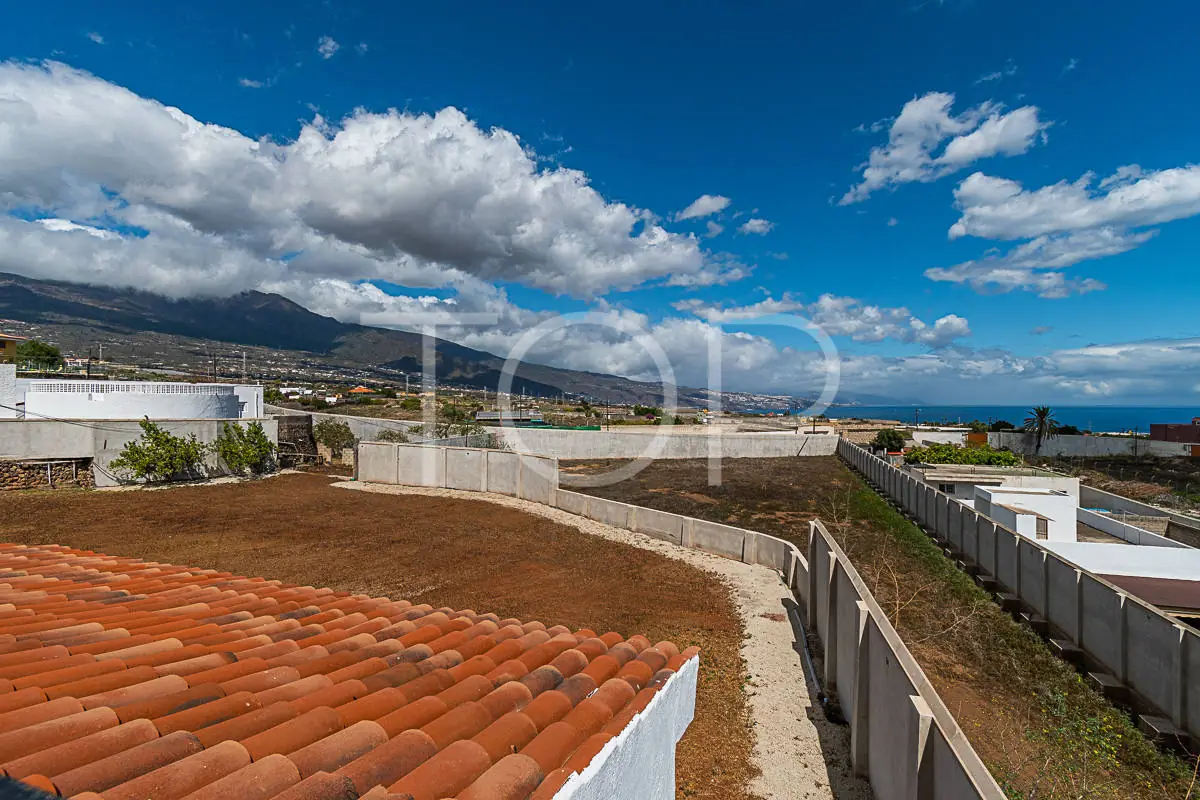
<box><xmin>335</xmin><ymin>481</ymin><xmax>872</xmax><ymax>800</ymax></box>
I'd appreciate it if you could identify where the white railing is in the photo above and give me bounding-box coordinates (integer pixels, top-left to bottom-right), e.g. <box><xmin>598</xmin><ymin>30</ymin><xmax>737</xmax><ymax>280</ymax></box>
<box><xmin>27</xmin><ymin>382</ymin><xmax>235</xmax><ymax>395</ymax></box>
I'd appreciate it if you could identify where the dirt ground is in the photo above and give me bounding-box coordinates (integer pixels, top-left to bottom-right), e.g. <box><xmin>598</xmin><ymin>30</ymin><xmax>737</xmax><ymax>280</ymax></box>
<box><xmin>0</xmin><ymin>473</ymin><xmax>756</xmax><ymax>800</ymax></box>
<box><xmin>568</xmin><ymin>456</ymin><xmax>1195</xmax><ymax>800</ymax></box>
<box><xmin>1031</xmin><ymin>455</ymin><xmax>1200</xmax><ymax>512</ymax></box>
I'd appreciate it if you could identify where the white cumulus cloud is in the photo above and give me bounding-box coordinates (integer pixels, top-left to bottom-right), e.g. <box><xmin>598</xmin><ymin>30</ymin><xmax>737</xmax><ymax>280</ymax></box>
<box><xmin>0</xmin><ymin>61</ymin><xmax>740</xmax><ymax>298</ymax></box>
<box><xmin>738</xmin><ymin>218</ymin><xmax>773</xmax><ymax>235</ymax></box>
<box><xmin>840</xmin><ymin>91</ymin><xmax>1050</xmax><ymax>204</ymax></box>
<box><xmin>317</xmin><ymin>36</ymin><xmax>340</xmax><ymax>59</ymax></box>
<box><xmin>675</xmin><ymin>194</ymin><xmax>731</xmax><ymax>221</ymax></box>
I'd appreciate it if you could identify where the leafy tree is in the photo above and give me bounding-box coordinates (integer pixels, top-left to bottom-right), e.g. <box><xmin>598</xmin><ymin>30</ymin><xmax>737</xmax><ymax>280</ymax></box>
<box><xmin>871</xmin><ymin>428</ymin><xmax>907</xmax><ymax>452</ymax></box>
<box><xmin>263</xmin><ymin>387</ymin><xmax>285</xmax><ymax>403</ymax></box>
<box><xmin>966</xmin><ymin>420</ymin><xmax>989</xmax><ymax>433</ymax></box>
<box><xmin>1024</xmin><ymin>406</ymin><xmax>1059</xmax><ymax>453</ymax></box>
<box><xmin>313</xmin><ymin>418</ymin><xmax>358</xmax><ymax>458</ymax></box>
<box><xmin>1056</xmin><ymin>424</ymin><xmax>1082</xmax><ymax>436</ymax></box>
<box><xmin>989</xmin><ymin>419</ymin><xmax>1016</xmax><ymax>432</ymax></box>
<box><xmin>633</xmin><ymin>405</ymin><xmax>662</xmax><ymax>418</ymax></box>
<box><xmin>904</xmin><ymin>442</ymin><xmax>1021</xmax><ymax>466</ymax></box>
<box><xmin>374</xmin><ymin>428</ymin><xmax>411</xmax><ymax>443</ymax></box>
<box><xmin>399</xmin><ymin>397</ymin><xmax>422</xmax><ymax>412</ymax></box>
<box><xmin>110</xmin><ymin>419</ymin><xmax>209</xmax><ymax>482</ymax></box>
<box><xmin>16</xmin><ymin>339</ymin><xmax>63</xmax><ymax>369</ymax></box>
<box><xmin>380</xmin><ymin>387</ymin><xmax>398</xmax><ymax>398</ymax></box>
<box><xmin>214</xmin><ymin>422</ymin><xmax>277</xmax><ymax>475</ymax></box>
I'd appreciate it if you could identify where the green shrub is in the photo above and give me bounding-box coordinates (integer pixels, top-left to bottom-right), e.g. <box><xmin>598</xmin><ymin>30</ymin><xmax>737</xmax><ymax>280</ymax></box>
<box><xmin>905</xmin><ymin>442</ymin><xmax>1021</xmax><ymax>466</ymax></box>
<box><xmin>374</xmin><ymin>428</ymin><xmax>410</xmax><ymax>443</ymax></box>
<box><xmin>214</xmin><ymin>422</ymin><xmax>277</xmax><ymax>475</ymax></box>
<box><xmin>399</xmin><ymin>397</ymin><xmax>421</xmax><ymax>411</ymax></box>
<box><xmin>110</xmin><ymin>419</ymin><xmax>209</xmax><ymax>482</ymax></box>
<box><xmin>313</xmin><ymin>418</ymin><xmax>358</xmax><ymax>457</ymax></box>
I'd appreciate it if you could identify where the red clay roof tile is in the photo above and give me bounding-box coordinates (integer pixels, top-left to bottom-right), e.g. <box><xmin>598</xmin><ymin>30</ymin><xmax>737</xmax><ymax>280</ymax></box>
<box><xmin>0</xmin><ymin>544</ymin><xmax>694</xmax><ymax>800</ymax></box>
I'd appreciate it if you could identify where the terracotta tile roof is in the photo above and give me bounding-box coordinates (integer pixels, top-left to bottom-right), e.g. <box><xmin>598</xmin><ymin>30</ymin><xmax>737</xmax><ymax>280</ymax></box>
<box><xmin>0</xmin><ymin>543</ymin><xmax>696</xmax><ymax>799</ymax></box>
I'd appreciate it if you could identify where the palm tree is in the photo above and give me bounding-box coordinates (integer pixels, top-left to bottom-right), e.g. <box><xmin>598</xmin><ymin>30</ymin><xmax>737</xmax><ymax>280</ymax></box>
<box><xmin>1023</xmin><ymin>406</ymin><xmax>1058</xmax><ymax>453</ymax></box>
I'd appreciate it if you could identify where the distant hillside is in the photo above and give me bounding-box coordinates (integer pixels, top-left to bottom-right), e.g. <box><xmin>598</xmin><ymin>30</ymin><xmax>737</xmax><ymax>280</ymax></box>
<box><xmin>0</xmin><ymin>273</ymin><xmax>701</xmax><ymax>404</ymax></box>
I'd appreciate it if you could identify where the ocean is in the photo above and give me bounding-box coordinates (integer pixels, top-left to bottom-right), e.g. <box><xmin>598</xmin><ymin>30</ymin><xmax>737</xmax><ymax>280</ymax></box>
<box><xmin>771</xmin><ymin>406</ymin><xmax>1199</xmax><ymax>433</ymax></box>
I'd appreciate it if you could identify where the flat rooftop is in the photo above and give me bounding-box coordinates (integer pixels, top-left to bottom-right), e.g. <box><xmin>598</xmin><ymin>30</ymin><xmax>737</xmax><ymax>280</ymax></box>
<box><xmin>0</xmin><ymin>543</ymin><xmax>693</xmax><ymax>799</ymax></box>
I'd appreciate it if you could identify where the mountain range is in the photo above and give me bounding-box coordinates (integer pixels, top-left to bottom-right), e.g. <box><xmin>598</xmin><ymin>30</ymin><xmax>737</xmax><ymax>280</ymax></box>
<box><xmin>0</xmin><ymin>272</ymin><xmax>898</xmax><ymax>407</ymax></box>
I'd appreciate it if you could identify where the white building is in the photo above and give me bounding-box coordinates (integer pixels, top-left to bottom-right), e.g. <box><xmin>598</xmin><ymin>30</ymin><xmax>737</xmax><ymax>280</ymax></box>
<box><xmin>904</xmin><ymin>463</ymin><xmax>1080</xmax><ymax>506</ymax></box>
<box><xmin>14</xmin><ymin>378</ymin><xmax>263</xmax><ymax>421</ymax></box>
<box><xmin>975</xmin><ymin>486</ymin><xmax>1078</xmax><ymax>542</ymax></box>
<box><xmin>910</xmin><ymin>426</ymin><xmax>970</xmax><ymax>446</ymax></box>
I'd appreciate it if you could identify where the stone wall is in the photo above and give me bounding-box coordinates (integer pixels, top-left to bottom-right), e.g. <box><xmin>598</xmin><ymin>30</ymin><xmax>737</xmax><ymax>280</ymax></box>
<box><xmin>1</xmin><ymin>458</ymin><xmax>94</xmax><ymax>490</ymax></box>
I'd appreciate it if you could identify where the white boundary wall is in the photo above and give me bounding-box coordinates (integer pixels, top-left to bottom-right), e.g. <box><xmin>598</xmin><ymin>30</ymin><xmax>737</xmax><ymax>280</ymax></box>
<box><xmin>990</xmin><ymin>430</ymin><xmax>1192</xmax><ymax>457</ymax></box>
<box><xmin>493</xmin><ymin>427</ymin><xmax>837</xmax><ymax>459</ymax></box>
<box><xmin>356</xmin><ymin>440</ymin><xmax>1006</xmax><ymax>799</ymax></box>
<box><xmin>1077</xmin><ymin>507</ymin><xmax>1190</xmax><ymax>548</ymax></box>
<box><xmin>840</xmin><ymin>438</ymin><xmax>1200</xmax><ymax>741</ymax></box>
<box><xmin>0</xmin><ymin>417</ymin><xmax>279</xmax><ymax>487</ymax></box>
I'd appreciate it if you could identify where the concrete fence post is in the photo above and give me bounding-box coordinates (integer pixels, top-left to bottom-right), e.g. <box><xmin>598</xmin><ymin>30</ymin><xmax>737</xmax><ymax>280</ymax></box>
<box><xmin>1117</xmin><ymin>594</ymin><xmax>1129</xmax><ymax>683</ymax></box>
<box><xmin>1073</xmin><ymin>569</ymin><xmax>1084</xmax><ymax>646</ymax></box>
<box><xmin>1039</xmin><ymin>551</ymin><xmax>1049</xmax><ymax>619</ymax></box>
<box><xmin>480</xmin><ymin>451</ymin><xmax>489</xmax><ymax>493</ymax></box>
<box><xmin>852</xmin><ymin>600</ymin><xmax>870</xmax><ymax>778</ymax></box>
<box><xmin>824</xmin><ymin>553</ymin><xmax>839</xmax><ymax>692</ymax></box>
<box><xmin>1172</xmin><ymin>626</ymin><xmax>1188</xmax><ymax>729</ymax></box>
<box><xmin>807</xmin><ymin>522</ymin><xmax>819</xmax><ymax>629</ymax></box>
<box><xmin>907</xmin><ymin>694</ymin><xmax>935</xmax><ymax>800</ymax></box>
<box><xmin>682</xmin><ymin>517</ymin><xmax>695</xmax><ymax>549</ymax></box>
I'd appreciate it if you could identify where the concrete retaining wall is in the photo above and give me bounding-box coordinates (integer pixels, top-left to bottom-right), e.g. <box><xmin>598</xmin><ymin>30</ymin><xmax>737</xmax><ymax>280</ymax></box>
<box><xmin>839</xmin><ymin>437</ymin><xmax>1200</xmax><ymax>740</ymax></box>
<box><xmin>494</xmin><ymin>427</ymin><xmax>838</xmax><ymax>460</ymax></box>
<box><xmin>355</xmin><ymin>438</ymin><xmax>1005</xmax><ymax>798</ymax></box>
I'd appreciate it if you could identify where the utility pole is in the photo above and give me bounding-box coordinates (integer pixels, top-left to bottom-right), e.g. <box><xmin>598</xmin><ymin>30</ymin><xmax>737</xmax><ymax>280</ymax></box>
<box><xmin>242</xmin><ymin>351</ymin><xmax>247</xmax><ymax>383</ymax></box>
<box><xmin>915</xmin><ymin>408</ymin><xmax>921</xmax><ymax>429</ymax></box>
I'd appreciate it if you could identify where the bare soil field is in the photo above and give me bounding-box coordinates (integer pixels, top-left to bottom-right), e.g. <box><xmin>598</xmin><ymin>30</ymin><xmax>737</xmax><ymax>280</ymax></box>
<box><xmin>1031</xmin><ymin>455</ymin><xmax>1200</xmax><ymax>512</ymax></box>
<box><xmin>569</xmin><ymin>456</ymin><xmax>1195</xmax><ymax>800</ymax></box>
<box><xmin>0</xmin><ymin>473</ymin><xmax>756</xmax><ymax>800</ymax></box>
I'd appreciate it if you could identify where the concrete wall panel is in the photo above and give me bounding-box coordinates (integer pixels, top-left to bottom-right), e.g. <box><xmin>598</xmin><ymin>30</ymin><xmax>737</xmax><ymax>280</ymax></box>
<box><xmin>995</xmin><ymin>528</ymin><xmax>1019</xmax><ymax>590</ymax></box>
<box><xmin>1125</xmin><ymin>605</ymin><xmax>1181</xmax><ymax>715</ymax></box>
<box><xmin>977</xmin><ymin>519</ymin><xmax>997</xmax><ymax>576</ymax></box>
<box><xmin>692</xmin><ymin>519</ymin><xmax>746</xmax><ymax>560</ymax></box>
<box><xmin>553</xmin><ymin>489</ymin><xmax>591</xmax><ymax>517</ymax></box>
<box><xmin>357</xmin><ymin>442</ymin><xmax>398</xmax><ymax>484</ymax></box>
<box><xmin>396</xmin><ymin>444</ymin><xmax>445</xmax><ymax>487</ymax></box>
<box><xmin>631</xmin><ymin>507</ymin><xmax>686</xmax><ymax>546</ymax></box>
<box><xmin>1017</xmin><ymin>539</ymin><xmax>1046</xmax><ymax>616</ymax></box>
<box><xmin>1079</xmin><ymin>575</ymin><xmax>1124</xmax><ymax>675</ymax></box>
<box><xmin>485</xmin><ymin>450</ymin><xmax>520</xmax><ymax>496</ymax></box>
<box><xmin>518</xmin><ymin>453</ymin><xmax>557</xmax><ymax>504</ymax></box>
<box><xmin>834</xmin><ymin>567</ymin><xmax>860</xmax><ymax>702</ymax></box>
<box><xmin>753</xmin><ymin>533</ymin><xmax>792</xmax><ymax>572</ymax></box>
<box><xmin>585</xmin><ymin>496</ymin><xmax>634</xmax><ymax>529</ymax></box>
<box><xmin>444</xmin><ymin>447</ymin><xmax>486</xmax><ymax>492</ymax></box>
<box><xmin>1044</xmin><ymin>558</ymin><xmax>1080</xmax><ymax>642</ymax></box>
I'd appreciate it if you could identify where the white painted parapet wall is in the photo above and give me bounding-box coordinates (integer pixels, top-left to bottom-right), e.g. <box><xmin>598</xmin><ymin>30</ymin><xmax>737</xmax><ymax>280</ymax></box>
<box><xmin>839</xmin><ymin>437</ymin><xmax>1200</xmax><ymax>742</ymax></box>
<box><xmin>356</xmin><ymin>440</ymin><xmax>1007</xmax><ymax>799</ymax></box>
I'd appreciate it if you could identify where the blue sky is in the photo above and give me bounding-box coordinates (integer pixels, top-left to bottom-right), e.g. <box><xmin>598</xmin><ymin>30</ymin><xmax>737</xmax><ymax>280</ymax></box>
<box><xmin>2</xmin><ymin>1</ymin><xmax>1199</xmax><ymax>405</ymax></box>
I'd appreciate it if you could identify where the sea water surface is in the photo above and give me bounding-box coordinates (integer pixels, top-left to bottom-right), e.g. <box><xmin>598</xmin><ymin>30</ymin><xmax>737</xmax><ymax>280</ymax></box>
<box><xmin>805</xmin><ymin>406</ymin><xmax>1198</xmax><ymax>433</ymax></box>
